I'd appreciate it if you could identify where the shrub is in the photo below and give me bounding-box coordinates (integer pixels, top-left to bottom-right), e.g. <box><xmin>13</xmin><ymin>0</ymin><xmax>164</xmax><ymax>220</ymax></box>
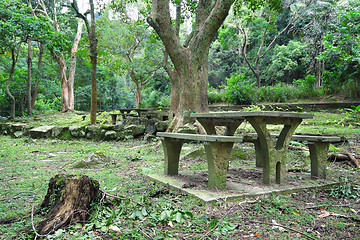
<box><xmin>142</xmin><ymin>90</ymin><xmax>170</xmax><ymax>108</ymax></box>
<box><xmin>33</xmin><ymin>95</ymin><xmax>61</xmax><ymax>114</ymax></box>
<box><xmin>293</xmin><ymin>75</ymin><xmax>319</xmax><ymax>99</ymax></box>
<box><xmin>258</xmin><ymin>83</ymin><xmax>299</xmax><ymax>103</ymax></box>
<box><xmin>222</xmin><ymin>74</ymin><xmax>257</xmax><ymax>105</ymax></box>
<box><xmin>208</xmin><ymin>87</ymin><xmax>225</xmax><ymax>104</ymax></box>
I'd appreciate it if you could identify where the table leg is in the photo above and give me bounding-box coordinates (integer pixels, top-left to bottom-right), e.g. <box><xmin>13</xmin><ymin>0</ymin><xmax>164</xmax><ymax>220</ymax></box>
<box><xmin>308</xmin><ymin>142</ymin><xmax>329</xmax><ymax>179</ymax></box>
<box><xmin>111</xmin><ymin>115</ymin><xmax>117</xmax><ymax>125</ymax></box>
<box><xmin>161</xmin><ymin>138</ymin><xmax>184</xmax><ymax>176</ymax></box>
<box><xmin>247</xmin><ymin>117</ymin><xmax>302</xmax><ymax>185</ymax></box>
<box><xmin>204</xmin><ymin>142</ymin><xmax>235</xmax><ymax>190</ymax></box>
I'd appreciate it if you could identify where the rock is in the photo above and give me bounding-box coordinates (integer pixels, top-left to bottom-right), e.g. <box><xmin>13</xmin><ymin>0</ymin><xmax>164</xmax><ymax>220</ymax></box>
<box><xmin>52</xmin><ymin>127</ymin><xmax>71</xmax><ymax>139</ymax></box>
<box><xmin>13</xmin><ymin>131</ymin><xmax>23</xmax><ymax>138</ymax></box>
<box><xmin>71</xmin><ymin>152</ymin><xmax>110</xmax><ymax>168</ymax></box>
<box><xmin>10</xmin><ymin>123</ymin><xmax>26</xmax><ymax>131</ymax></box>
<box><xmin>144</xmin><ymin>119</ymin><xmax>158</xmax><ymax>135</ymax></box>
<box><xmin>123</xmin><ymin>116</ymin><xmax>142</xmax><ymax>126</ymax></box>
<box><xmin>85</xmin><ymin>125</ymin><xmax>102</xmax><ymax>140</ymax></box>
<box><xmin>114</xmin><ymin>123</ymin><xmax>125</xmax><ymax>131</ymax></box>
<box><xmin>30</xmin><ymin>126</ymin><xmax>55</xmax><ymax>139</ymax></box>
<box><xmin>155</xmin><ymin>121</ymin><xmax>169</xmax><ymax>132</ymax></box>
<box><xmin>124</xmin><ymin>125</ymin><xmax>145</xmax><ymax>137</ymax></box>
<box><xmin>177</xmin><ymin>123</ymin><xmax>198</xmax><ymax>134</ymax></box>
<box><xmin>104</xmin><ymin>130</ymin><xmax>117</xmax><ymax>140</ymax></box>
<box><xmin>100</xmin><ymin>124</ymin><xmax>114</xmax><ymax>131</ymax></box>
<box><xmin>69</xmin><ymin>126</ymin><xmax>86</xmax><ymax>138</ymax></box>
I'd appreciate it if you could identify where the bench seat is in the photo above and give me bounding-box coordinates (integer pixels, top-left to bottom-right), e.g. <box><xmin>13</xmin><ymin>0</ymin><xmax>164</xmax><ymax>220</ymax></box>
<box><xmin>157</xmin><ymin>132</ymin><xmax>243</xmax><ymax>190</ymax></box>
<box><xmin>243</xmin><ymin>133</ymin><xmax>341</xmax><ymax>179</ymax></box>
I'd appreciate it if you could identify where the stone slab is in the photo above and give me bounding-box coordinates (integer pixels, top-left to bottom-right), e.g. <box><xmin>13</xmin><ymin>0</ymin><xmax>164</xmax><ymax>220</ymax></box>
<box><xmin>146</xmin><ymin>169</ymin><xmax>338</xmax><ymax>204</ymax></box>
<box><xmin>30</xmin><ymin>125</ymin><xmax>55</xmax><ymax>138</ymax></box>
<box><xmin>191</xmin><ymin>111</ymin><xmax>314</xmax><ymax>119</ymax></box>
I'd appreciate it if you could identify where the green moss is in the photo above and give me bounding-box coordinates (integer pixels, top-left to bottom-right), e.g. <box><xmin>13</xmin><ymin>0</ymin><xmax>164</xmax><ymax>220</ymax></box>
<box><xmin>59</xmin><ymin>130</ymin><xmax>72</xmax><ymax>140</ymax></box>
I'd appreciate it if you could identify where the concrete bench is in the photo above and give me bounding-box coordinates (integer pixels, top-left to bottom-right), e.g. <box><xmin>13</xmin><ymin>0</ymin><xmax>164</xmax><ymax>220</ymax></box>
<box><xmin>243</xmin><ymin>133</ymin><xmax>342</xmax><ymax>179</ymax></box>
<box><xmin>157</xmin><ymin>132</ymin><xmax>243</xmax><ymax>190</ymax></box>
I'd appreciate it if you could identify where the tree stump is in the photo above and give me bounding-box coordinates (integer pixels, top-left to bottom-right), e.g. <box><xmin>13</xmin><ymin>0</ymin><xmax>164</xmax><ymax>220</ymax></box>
<box><xmin>31</xmin><ymin>174</ymin><xmax>100</xmax><ymax>235</ymax></box>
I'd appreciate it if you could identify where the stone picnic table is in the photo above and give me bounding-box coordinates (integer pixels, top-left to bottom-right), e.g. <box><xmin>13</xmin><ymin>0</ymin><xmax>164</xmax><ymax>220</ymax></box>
<box><xmin>190</xmin><ymin>111</ymin><xmax>314</xmax><ymax>185</ymax></box>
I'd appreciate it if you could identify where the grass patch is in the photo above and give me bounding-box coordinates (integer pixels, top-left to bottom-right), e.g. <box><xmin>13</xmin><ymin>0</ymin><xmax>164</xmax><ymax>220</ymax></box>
<box><xmin>0</xmin><ymin>110</ymin><xmax>359</xmax><ymax>239</ymax></box>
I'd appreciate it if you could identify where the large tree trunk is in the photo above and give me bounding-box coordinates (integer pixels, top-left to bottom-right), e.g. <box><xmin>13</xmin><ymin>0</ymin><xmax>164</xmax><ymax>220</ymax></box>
<box><xmin>148</xmin><ymin>0</ymin><xmax>234</xmax><ymax>132</ymax></box>
<box><xmin>167</xmin><ymin>53</ymin><xmax>209</xmax><ymax>132</ymax></box>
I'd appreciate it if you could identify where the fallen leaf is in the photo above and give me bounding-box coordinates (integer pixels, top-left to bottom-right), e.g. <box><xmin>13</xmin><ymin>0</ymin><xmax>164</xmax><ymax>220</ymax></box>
<box><xmin>317</xmin><ymin>209</ymin><xmax>340</xmax><ymax>218</ymax></box>
<box><xmin>108</xmin><ymin>225</ymin><xmax>121</xmax><ymax>232</ymax></box>
<box><xmin>271</xmin><ymin>220</ymin><xmax>286</xmax><ymax>232</ymax></box>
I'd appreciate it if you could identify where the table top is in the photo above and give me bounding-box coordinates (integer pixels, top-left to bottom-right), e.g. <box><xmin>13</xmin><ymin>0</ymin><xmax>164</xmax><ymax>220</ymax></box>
<box><xmin>190</xmin><ymin>111</ymin><xmax>313</xmax><ymax>119</ymax></box>
<box><xmin>117</xmin><ymin>108</ymin><xmax>159</xmax><ymax>112</ymax></box>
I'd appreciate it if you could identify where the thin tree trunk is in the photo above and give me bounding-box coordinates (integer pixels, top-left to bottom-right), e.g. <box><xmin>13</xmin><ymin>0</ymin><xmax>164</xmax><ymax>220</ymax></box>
<box><xmin>89</xmin><ymin>0</ymin><xmax>97</xmax><ymax>125</ymax></box>
<box><xmin>27</xmin><ymin>39</ymin><xmax>32</xmax><ymax>117</ymax></box>
<box><xmin>5</xmin><ymin>46</ymin><xmax>21</xmax><ymax>119</ymax></box>
<box><xmin>51</xmin><ymin>53</ymin><xmax>70</xmax><ymax>112</ymax></box>
<box><xmin>31</xmin><ymin>43</ymin><xmax>44</xmax><ymax>109</ymax></box>
<box><xmin>68</xmin><ymin>18</ymin><xmax>84</xmax><ymax>110</ymax></box>
<box><xmin>135</xmin><ymin>82</ymin><xmax>142</xmax><ymax>108</ymax></box>
<box><xmin>71</xmin><ymin>0</ymin><xmax>97</xmax><ymax>124</ymax></box>
<box><xmin>354</xmin><ymin>79</ymin><xmax>358</xmax><ymax>99</ymax></box>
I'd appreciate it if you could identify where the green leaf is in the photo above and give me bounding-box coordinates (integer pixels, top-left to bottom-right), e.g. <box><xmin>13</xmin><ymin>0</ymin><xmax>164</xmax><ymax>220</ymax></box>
<box><xmin>209</xmin><ymin>217</ymin><xmax>219</xmax><ymax>229</ymax></box>
<box><xmin>175</xmin><ymin>212</ymin><xmax>182</xmax><ymax>223</ymax></box>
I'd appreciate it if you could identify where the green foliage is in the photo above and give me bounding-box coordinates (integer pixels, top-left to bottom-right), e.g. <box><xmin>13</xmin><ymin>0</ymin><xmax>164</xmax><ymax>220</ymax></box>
<box><xmin>293</xmin><ymin>75</ymin><xmax>318</xmax><ymax>98</ymax></box>
<box><xmin>223</xmin><ymin>74</ymin><xmax>258</xmax><ymax>105</ymax></box>
<box><xmin>258</xmin><ymin>83</ymin><xmax>295</xmax><ymax>103</ymax></box>
<box><xmin>33</xmin><ymin>94</ymin><xmax>61</xmax><ymax>114</ymax></box>
<box><xmin>208</xmin><ymin>87</ymin><xmax>225</xmax><ymax>104</ymax></box>
<box><xmin>141</xmin><ymin>73</ymin><xmax>171</xmax><ymax>108</ymax></box>
<box><xmin>329</xmin><ymin>177</ymin><xmax>360</xmax><ymax>199</ymax></box>
<box><xmin>344</xmin><ymin>105</ymin><xmax>360</xmax><ymax>122</ymax></box>
<box><xmin>319</xmin><ymin>0</ymin><xmax>360</xmax><ymax>98</ymax></box>
<box><xmin>141</xmin><ymin>90</ymin><xmax>170</xmax><ymax>108</ymax></box>
<box><xmin>263</xmin><ymin>41</ymin><xmax>307</xmax><ymax>84</ymax></box>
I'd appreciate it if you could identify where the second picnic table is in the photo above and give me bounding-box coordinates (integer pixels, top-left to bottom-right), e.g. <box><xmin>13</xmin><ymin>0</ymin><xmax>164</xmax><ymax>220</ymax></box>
<box><xmin>190</xmin><ymin>111</ymin><xmax>314</xmax><ymax>185</ymax></box>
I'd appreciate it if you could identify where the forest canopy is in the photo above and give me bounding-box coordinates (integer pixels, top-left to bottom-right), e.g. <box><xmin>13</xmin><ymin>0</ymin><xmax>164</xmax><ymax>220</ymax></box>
<box><xmin>0</xmin><ymin>0</ymin><xmax>359</xmax><ymax>119</ymax></box>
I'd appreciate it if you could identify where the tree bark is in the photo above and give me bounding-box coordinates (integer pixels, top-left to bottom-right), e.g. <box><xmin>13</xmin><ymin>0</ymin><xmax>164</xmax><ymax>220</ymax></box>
<box><xmin>37</xmin><ymin>0</ymin><xmax>83</xmax><ymax>112</ymax></box>
<box><xmin>28</xmin><ymin>174</ymin><xmax>100</xmax><ymax>236</ymax></box>
<box><xmin>31</xmin><ymin>43</ymin><xmax>44</xmax><ymax>109</ymax></box>
<box><xmin>5</xmin><ymin>46</ymin><xmax>21</xmax><ymax>119</ymax></box>
<box><xmin>27</xmin><ymin>39</ymin><xmax>32</xmax><ymax>117</ymax></box>
<box><xmin>85</xmin><ymin>0</ymin><xmax>98</xmax><ymax>125</ymax></box>
<box><xmin>148</xmin><ymin>0</ymin><xmax>234</xmax><ymax>131</ymax></box>
<box><xmin>68</xmin><ymin>18</ymin><xmax>84</xmax><ymax>110</ymax></box>
<box><xmin>51</xmin><ymin>53</ymin><xmax>70</xmax><ymax>112</ymax></box>
<box><xmin>71</xmin><ymin>0</ymin><xmax>97</xmax><ymax>124</ymax></box>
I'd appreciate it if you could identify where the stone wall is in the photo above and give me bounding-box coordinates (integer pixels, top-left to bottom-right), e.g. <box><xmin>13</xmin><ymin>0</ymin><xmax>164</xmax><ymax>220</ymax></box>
<box><xmin>0</xmin><ymin>117</ymin><xmax>170</xmax><ymax>141</ymax></box>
